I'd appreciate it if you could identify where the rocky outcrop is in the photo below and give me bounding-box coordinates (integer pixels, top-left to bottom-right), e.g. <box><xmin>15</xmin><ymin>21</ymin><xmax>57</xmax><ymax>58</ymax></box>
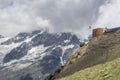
<box><xmin>64</xmin><ymin>44</ymin><xmax>88</xmax><ymax>67</ymax></box>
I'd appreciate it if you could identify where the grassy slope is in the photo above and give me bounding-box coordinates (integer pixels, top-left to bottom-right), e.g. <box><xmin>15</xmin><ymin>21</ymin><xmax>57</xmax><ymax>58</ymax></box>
<box><xmin>56</xmin><ymin>31</ymin><xmax>120</xmax><ymax>80</ymax></box>
<box><xmin>60</xmin><ymin>57</ymin><xmax>120</xmax><ymax>80</ymax></box>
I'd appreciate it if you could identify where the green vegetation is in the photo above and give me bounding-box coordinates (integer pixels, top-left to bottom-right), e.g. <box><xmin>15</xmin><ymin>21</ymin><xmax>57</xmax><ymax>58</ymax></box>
<box><xmin>59</xmin><ymin>57</ymin><xmax>120</xmax><ymax>80</ymax></box>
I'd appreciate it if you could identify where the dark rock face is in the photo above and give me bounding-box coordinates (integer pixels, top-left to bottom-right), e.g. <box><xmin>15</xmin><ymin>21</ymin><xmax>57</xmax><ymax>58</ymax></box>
<box><xmin>31</xmin><ymin>32</ymin><xmax>55</xmax><ymax>47</ymax></box>
<box><xmin>1</xmin><ymin>30</ymin><xmax>81</xmax><ymax>80</ymax></box>
<box><xmin>32</xmin><ymin>32</ymin><xmax>80</xmax><ymax>47</ymax></box>
<box><xmin>20</xmin><ymin>74</ymin><xmax>33</xmax><ymax>80</ymax></box>
<box><xmin>63</xmin><ymin>48</ymin><xmax>74</xmax><ymax>62</ymax></box>
<box><xmin>3</xmin><ymin>42</ymin><xmax>32</xmax><ymax>63</ymax></box>
<box><xmin>40</xmin><ymin>47</ymin><xmax>63</xmax><ymax>74</ymax></box>
<box><xmin>40</xmin><ymin>55</ymin><xmax>61</xmax><ymax>74</ymax></box>
<box><xmin>71</xmin><ymin>35</ymin><xmax>80</xmax><ymax>44</ymax></box>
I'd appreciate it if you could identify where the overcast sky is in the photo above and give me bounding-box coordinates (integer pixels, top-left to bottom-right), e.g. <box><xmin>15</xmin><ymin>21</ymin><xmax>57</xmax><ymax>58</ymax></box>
<box><xmin>0</xmin><ymin>0</ymin><xmax>120</xmax><ymax>38</ymax></box>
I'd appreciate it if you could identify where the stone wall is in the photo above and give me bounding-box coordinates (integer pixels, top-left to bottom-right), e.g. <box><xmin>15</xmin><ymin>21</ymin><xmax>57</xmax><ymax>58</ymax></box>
<box><xmin>92</xmin><ymin>28</ymin><xmax>106</xmax><ymax>37</ymax></box>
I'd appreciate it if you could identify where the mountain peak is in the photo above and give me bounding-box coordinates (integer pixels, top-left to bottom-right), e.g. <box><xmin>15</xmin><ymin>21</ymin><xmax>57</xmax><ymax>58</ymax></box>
<box><xmin>0</xmin><ymin>30</ymin><xmax>81</xmax><ymax>80</ymax></box>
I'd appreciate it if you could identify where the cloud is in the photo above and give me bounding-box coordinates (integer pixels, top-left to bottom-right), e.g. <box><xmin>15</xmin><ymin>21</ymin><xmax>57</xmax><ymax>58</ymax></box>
<box><xmin>0</xmin><ymin>0</ymin><xmax>114</xmax><ymax>39</ymax></box>
<box><xmin>93</xmin><ymin>0</ymin><xmax>120</xmax><ymax>28</ymax></box>
<box><xmin>35</xmin><ymin>0</ymin><xmax>107</xmax><ymax>38</ymax></box>
<box><xmin>0</xmin><ymin>0</ymin><xmax>51</xmax><ymax>36</ymax></box>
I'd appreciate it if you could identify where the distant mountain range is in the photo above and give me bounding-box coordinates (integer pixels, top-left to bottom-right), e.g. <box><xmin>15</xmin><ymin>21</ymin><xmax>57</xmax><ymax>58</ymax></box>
<box><xmin>0</xmin><ymin>29</ymin><xmax>81</xmax><ymax>80</ymax></box>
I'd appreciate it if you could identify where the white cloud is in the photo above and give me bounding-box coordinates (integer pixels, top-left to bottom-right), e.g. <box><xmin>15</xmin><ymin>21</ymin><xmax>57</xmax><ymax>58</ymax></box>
<box><xmin>0</xmin><ymin>0</ymin><xmax>51</xmax><ymax>36</ymax></box>
<box><xmin>1</xmin><ymin>0</ymin><xmax>116</xmax><ymax>39</ymax></box>
<box><xmin>94</xmin><ymin>0</ymin><xmax>120</xmax><ymax>28</ymax></box>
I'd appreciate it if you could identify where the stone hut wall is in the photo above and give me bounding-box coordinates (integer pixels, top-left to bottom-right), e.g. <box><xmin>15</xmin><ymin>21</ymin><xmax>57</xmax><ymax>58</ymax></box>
<box><xmin>92</xmin><ymin>28</ymin><xmax>106</xmax><ymax>37</ymax></box>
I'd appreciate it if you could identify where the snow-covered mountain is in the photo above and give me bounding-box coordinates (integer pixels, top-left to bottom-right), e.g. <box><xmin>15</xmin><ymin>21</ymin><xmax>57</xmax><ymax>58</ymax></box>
<box><xmin>0</xmin><ymin>30</ymin><xmax>81</xmax><ymax>80</ymax></box>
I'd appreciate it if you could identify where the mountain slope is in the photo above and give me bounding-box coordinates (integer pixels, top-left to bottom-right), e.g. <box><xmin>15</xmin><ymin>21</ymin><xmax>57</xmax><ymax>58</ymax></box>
<box><xmin>60</xmin><ymin>57</ymin><xmax>120</xmax><ymax>80</ymax></box>
<box><xmin>55</xmin><ymin>30</ymin><xmax>120</xmax><ymax>80</ymax></box>
<box><xmin>0</xmin><ymin>30</ymin><xmax>81</xmax><ymax>80</ymax></box>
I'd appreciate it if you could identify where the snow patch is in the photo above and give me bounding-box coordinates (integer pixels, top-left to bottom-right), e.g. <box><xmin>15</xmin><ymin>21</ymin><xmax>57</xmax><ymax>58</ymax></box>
<box><xmin>0</xmin><ymin>42</ymin><xmax>22</xmax><ymax>65</ymax></box>
<box><xmin>11</xmin><ymin>62</ymin><xmax>31</xmax><ymax>71</ymax></box>
<box><xmin>5</xmin><ymin>45</ymin><xmax>48</xmax><ymax>70</ymax></box>
<box><xmin>56</xmin><ymin>44</ymin><xmax>75</xmax><ymax>65</ymax></box>
<box><xmin>60</xmin><ymin>57</ymin><xmax>64</xmax><ymax>65</ymax></box>
<box><xmin>64</xmin><ymin>40</ymin><xmax>70</xmax><ymax>43</ymax></box>
<box><xmin>24</xmin><ymin>38</ymin><xmax>32</xmax><ymax>43</ymax></box>
<box><xmin>3</xmin><ymin>59</ymin><xmax>32</xmax><ymax>71</ymax></box>
<box><xmin>63</xmin><ymin>44</ymin><xmax>74</xmax><ymax>50</ymax></box>
<box><xmin>25</xmin><ymin>45</ymin><xmax>47</xmax><ymax>60</ymax></box>
<box><xmin>4</xmin><ymin>59</ymin><xmax>18</xmax><ymax>67</ymax></box>
<box><xmin>0</xmin><ymin>37</ymin><xmax>10</xmax><ymax>44</ymax></box>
